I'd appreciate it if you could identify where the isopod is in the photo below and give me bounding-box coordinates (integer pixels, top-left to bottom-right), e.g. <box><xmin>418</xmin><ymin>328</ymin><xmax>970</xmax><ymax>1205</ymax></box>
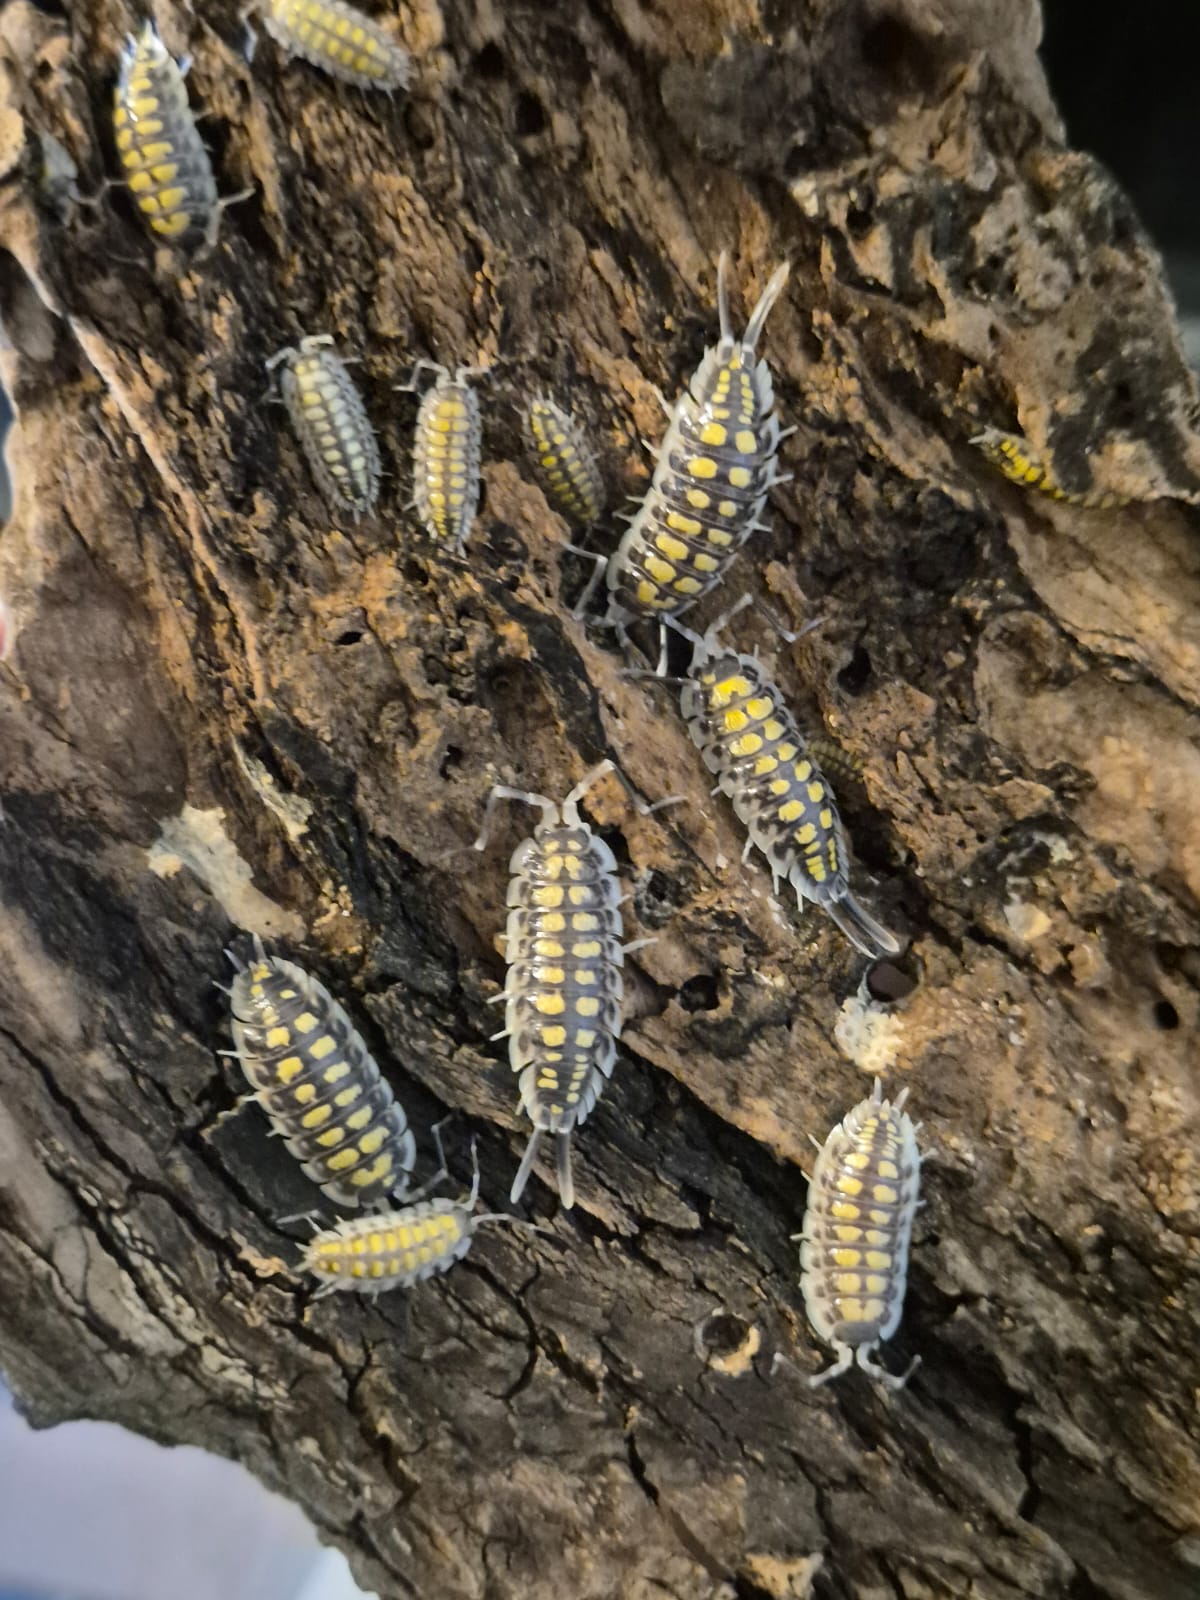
<box><xmin>527</xmin><ymin>394</ymin><xmax>605</xmax><ymax>525</ymax></box>
<box><xmin>472</xmin><ymin>759</ymin><xmax>661</xmax><ymax>1209</ymax></box>
<box><xmin>572</xmin><ymin>253</ymin><xmax>791</xmax><ymax>643</ymax></box>
<box><xmin>258</xmin><ymin>0</ymin><xmax>410</xmax><ymax>92</ymax></box>
<box><xmin>113</xmin><ymin>22</ymin><xmax>219</xmax><ymax>246</ymax></box>
<box><xmin>797</xmin><ymin>1077</ymin><xmax>922</xmax><ymax>1389</ymax></box>
<box><xmin>267</xmin><ymin>335</ymin><xmax>381</xmax><ymax>517</ymax></box>
<box><xmin>225</xmin><ymin>938</ymin><xmax>416</xmax><ymax>1208</ymax></box>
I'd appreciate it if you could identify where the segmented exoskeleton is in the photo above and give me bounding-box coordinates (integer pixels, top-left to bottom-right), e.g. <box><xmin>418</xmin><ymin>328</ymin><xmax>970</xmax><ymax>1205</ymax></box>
<box><xmin>572</xmin><ymin>253</ymin><xmax>791</xmax><ymax>643</ymax></box>
<box><xmin>258</xmin><ymin>0</ymin><xmax>410</xmax><ymax>91</ymax></box>
<box><xmin>225</xmin><ymin>939</ymin><xmax>416</xmax><ymax>1208</ymax></box>
<box><xmin>671</xmin><ymin>597</ymin><xmax>899</xmax><ymax>959</ymax></box>
<box><xmin>267</xmin><ymin>335</ymin><xmax>381</xmax><ymax>517</ymax></box>
<box><xmin>527</xmin><ymin>395</ymin><xmax>605</xmax><ymax>524</ymax></box>
<box><xmin>797</xmin><ymin>1077</ymin><xmax>922</xmax><ymax>1390</ymax></box>
<box><xmin>301</xmin><ymin>1136</ymin><xmax>519</xmax><ymax>1296</ymax></box>
<box><xmin>113</xmin><ymin>23</ymin><xmax>218</xmax><ymax>245</ymax></box>
<box><xmin>473</xmin><ymin>760</ymin><xmax>656</xmax><ymax>1210</ymax></box>
<box><xmin>971</xmin><ymin>425</ymin><xmax>1129</xmax><ymax>510</ymax></box>
<box><xmin>401</xmin><ymin>360</ymin><xmax>484</xmax><ymax>550</ymax></box>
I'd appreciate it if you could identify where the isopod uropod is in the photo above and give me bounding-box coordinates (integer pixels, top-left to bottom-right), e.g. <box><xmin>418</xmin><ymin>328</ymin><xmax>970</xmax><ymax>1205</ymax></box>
<box><xmin>526</xmin><ymin>395</ymin><xmax>606</xmax><ymax>525</ymax></box>
<box><xmin>572</xmin><ymin>252</ymin><xmax>791</xmax><ymax>642</ymax></box>
<box><xmin>401</xmin><ymin>360</ymin><xmax>484</xmax><ymax>551</ymax></box>
<box><xmin>300</xmin><ymin>1136</ymin><xmax>523</xmax><ymax>1295</ymax></box>
<box><xmin>258</xmin><ymin>0</ymin><xmax>410</xmax><ymax>92</ymax></box>
<box><xmin>113</xmin><ymin>22</ymin><xmax>219</xmax><ymax>245</ymax></box>
<box><xmin>267</xmin><ymin>335</ymin><xmax>382</xmax><ymax>517</ymax></box>
<box><xmin>673</xmin><ymin>597</ymin><xmax>900</xmax><ymax>959</ymax></box>
<box><xmin>473</xmin><ymin>759</ymin><xmax>654</xmax><ymax>1210</ymax></box>
<box><xmin>225</xmin><ymin>939</ymin><xmax>417</xmax><ymax>1208</ymax></box>
<box><xmin>971</xmin><ymin>425</ymin><xmax>1129</xmax><ymax>510</ymax></box>
<box><xmin>797</xmin><ymin>1077</ymin><xmax>922</xmax><ymax>1390</ymax></box>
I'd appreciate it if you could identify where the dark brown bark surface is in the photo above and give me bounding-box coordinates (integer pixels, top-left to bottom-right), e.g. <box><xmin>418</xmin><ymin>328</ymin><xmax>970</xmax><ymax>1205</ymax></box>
<box><xmin>2</xmin><ymin>1</ymin><xmax>1200</xmax><ymax>1596</ymax></box>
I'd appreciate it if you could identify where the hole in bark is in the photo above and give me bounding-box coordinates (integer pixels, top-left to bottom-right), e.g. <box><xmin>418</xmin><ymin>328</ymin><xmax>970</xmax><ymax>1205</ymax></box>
<box><xmin>678</xmin><ymin>972</ymin><xmax>720</xmax><ymax>1012</ymax></box>
<box><xmin>404</xmin><ymin>101</ymin><xmax>437</xmax><ymax>150</ymax></box>
<box><xmin>473</xmin><ymin>43</ymin><xmax>505</xmax><ymax>78</ymax></box>
<box><xmin>440</xmin><ymin>744</ymin><xmax>464</xmax><ymax>778</ymax></box>
<box><xmin>403</xmin><ymin>557</ymin><xmax>432</xmax><ymax>588</ymax></box>
<box><xmin>514</xmin><ymin>91</ymin><xmax>546</xmax><ymax>137</ymax></box>
<box><xmin>837</xmin><ymin>644</ymin><xmax>872</xmax><ymax>694</ymax></box>
<box><xmin>866</xmin><ymin>958</ymin><xmax>917</xmax><ymax>1004</ymax></box>
<box><xmin>1153</xmin><ymin>999</ymin><xmax>1179</xmax><ymax>1030</ymax></box>
<box><xmin>334</xmin><ymin>629</ymin><xmax>363</xmax><ymax>646</ymax></box>
<box><xmin>696</xmin><ymin>1312</ymin><xmax>748</xmax><ymax>1360</ymax></box>
<box><xmin>783</xmin><ymin>141</ymin><xmax>810</xmax><ymax>182</ymax></box>
<box><xmin>632</xmin><ymin>867</ymin><xmax>684</xmax><ymax>929</ymax></box>
<box><xmin>860</xmin><ymin>13</ymin><xmax>930</xmax><ymax>79</ymax></box>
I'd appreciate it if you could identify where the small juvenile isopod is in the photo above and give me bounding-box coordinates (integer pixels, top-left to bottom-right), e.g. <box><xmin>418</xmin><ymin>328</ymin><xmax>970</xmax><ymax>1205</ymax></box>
<box><xmin>300</xmin><ymin>1137</ymin><xmax>521</xmax><ymax>1296</ymax></box>
<box><xmin>671</xmin><ymin>596</ymin><xmax>900</xmax><ymax>959</ymax></box>
<box><xmin>113</xmin><ymin>22</ymin><xmax>219</xmax><ymax>245</ymax></box>
<box><xmin>970</xmin><ymin>425</ymin><xmax>1129</xmax><ymax>510</ymax></box>
<box><xmin>225</xmin><ymin>938</ymin><xmax>417</xmax><ymax>1208</ymax></box>
<box><xmin>526</xmin><ymin>395</ymin><xmax>606</xmax><ymax>525</ymax></box>
<box><xmin>797</xmin><ymin>1077</ymin><xmax>921</xmax><ymax>1389</ymax></box>
<box><xmin>400</xmin><ymin>360</ymin><xmax>484</xmax><ymax>550</ymax></box>
<box><xmin>572</xmin><ymin>252</ymin><xmax>792</xmax><ymax>644</ymax></box>
<box><xmin>267</xmin><ymin>335</ymin><xmax>381</xmax><ymax>517</ymax></box>
<box><xmin>472</xmin><ymin>759</ymin><xmax>662</xmax><ymax>1210</ymax></box>
<box><xmin>258</xmin><ymin>0</ymin><xmax>410</xmax><ymax>92</ymax></box>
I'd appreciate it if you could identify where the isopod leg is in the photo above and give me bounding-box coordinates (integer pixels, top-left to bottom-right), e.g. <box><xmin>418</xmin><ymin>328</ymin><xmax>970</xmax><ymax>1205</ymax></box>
<box><xmin>472</xmin><ymin>784</ymin><xmax>559</xmax><ymax>852</ymax></box>
<box><xmin>510</xmin><ymin>1128</ymin><xmax>542</xmax><ymax>1204</ymax></box>
<box><xmin>858</xmin><ymin>1347</ymin><xmax>920</xmax><ymax>1392</ymax></box>
<box><xmin>807</xmin><ymin>1343</ymin><xmax>855</xmax><ymax>1388</ymax></box>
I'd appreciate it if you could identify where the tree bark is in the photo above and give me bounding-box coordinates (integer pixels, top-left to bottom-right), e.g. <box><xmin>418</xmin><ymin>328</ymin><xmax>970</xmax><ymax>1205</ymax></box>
<box><xmin>2</xmin><ymin>1</ymin><xmax>1200</xmax><ymax>1596</ymax></box>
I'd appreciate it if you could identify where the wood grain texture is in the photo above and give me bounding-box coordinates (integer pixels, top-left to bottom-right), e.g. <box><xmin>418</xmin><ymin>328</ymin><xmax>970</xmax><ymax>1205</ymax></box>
<box><xmin>1</xmin><ymin>1</ymin><xmax>1199</xmax><ymax>1596</ymax></box>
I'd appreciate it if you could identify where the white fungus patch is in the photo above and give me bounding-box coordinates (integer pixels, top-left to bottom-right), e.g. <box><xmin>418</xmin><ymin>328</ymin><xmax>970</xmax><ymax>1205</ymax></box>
<box><xmin>834</xmin><ymin>990</ymin><xmax>906</xmax><ymax>1077</ymax></box>
<box><xmin>147</xmin><ymin>804</ymin><xmax>303</xmax><ymax>939</ymax></box>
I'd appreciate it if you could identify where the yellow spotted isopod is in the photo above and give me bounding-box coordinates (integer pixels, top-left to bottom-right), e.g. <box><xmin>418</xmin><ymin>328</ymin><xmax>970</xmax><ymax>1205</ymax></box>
<box><xmin>970</xmin><ymin>425</ymin><xmax>1129</xmax><ymax>510</ymax></box>
<box><xmin>472</xmin><ymin>760</ymin><xmax>642</xmax><ymax>1211</ymax></box>
<box><xmin>527</xmin><ymin>395</ymin><xmax>605</xmax><ymax>525</ymax></box>
<box><xmin>267</xmin><ymin>335</ymin><xmax>382</xmax><ymax>517</ymax></box>
<box><xmin>301</xmin><ymin>1138</ymin><xmax>521</xmax><ymax>1296</ymax></box>
<box><xmin>797</xmin><ymin>1077</ymin><xmax>922</xmax><ymax>1390</ymax></box>
<box><xmin>572</xmin><ymin>252</ymin><xmax>792</xmax><ymax>640</ymax></box>
<box><xmin>260</xmin><ymin>0</ymin><xmax>410</xmax><ymax>92</ymax></box>
<box><xmin>225</xmin><ymin>938</ymin><xmax>417</xmax><ymax>1208</ymax></box>
<box><xmin>403</xmin><ymin>360</ymin><xmax>484</xmax><ymax>550</ymax></box>
<box><xmin>673</xmin><ymin>597</ymin><xmax>900</xmax><ymax>960</ymax></box>
<box><xmin>113</xmin><ymin>23</ymin><xmax>218</xmax><ymax>245</ymax></box>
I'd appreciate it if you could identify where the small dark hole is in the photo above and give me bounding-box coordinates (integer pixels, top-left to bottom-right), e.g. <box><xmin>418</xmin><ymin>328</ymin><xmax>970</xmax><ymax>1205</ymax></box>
<box><xmin>514</xmin><ymin>91</ymin><xmax>547</xmax><ymax>137</ymax></box>
<box><xmin>861</xmin><ymin>14</ymin><xmax>922</xmax><ymax>74</ymax></box>
<box><xmin>1153</xmin><ymin>999</ymin><xmax>1179</xmax><ymax>1030</ymax></box>
<box><xmin>698</xmin><ymin>1313</ymin><xmax>749</xmax><ymax>1359</ymax></box>
<box><xmin>783</xmin><ymin>141</ymin><xmax>810</xmax><ymax>182</ymax></box>
<box><xmin>404</xmin><ymin>101</ymin><xmax>437</xmax><ymax>151</ymax></box>
<box><xmin>403</xmin><ymin>556</ymin><xmax>432</xmax><ymax>587</ymax></box>
<box><xmin>440</xmin><ymin>745</ymin><xmax>464</xmax><ymax>779</ymax></box>
<box><xmin>334</xmin><ymin>629</ymin><xmax>363</xmax><ymax>647</ymax></box>
<box><xmin>678</xmin><ymin>972</ymin><xmax>721</xmax><ymax>1012</ymax></box>
<box><xmin>838</xmin><ymin>644</ymin><xmax>872</xmax><ymax>695</ymax></box>
<box><xmin>867</xmin><ymin>960</ymin><xmax>917</xmax><ymax>1004</ymax></box>
<box><xmin>473</xmin><ymin>42</ymin><xmax>505</xmax><ymax>78</ymax></box>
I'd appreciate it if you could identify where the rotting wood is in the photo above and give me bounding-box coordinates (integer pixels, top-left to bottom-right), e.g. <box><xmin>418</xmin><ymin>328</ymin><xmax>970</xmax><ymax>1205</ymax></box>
<box><xmin>2</xmin><ymin>2</ymin><xmax>1199</xmax><ymax>1597</ymax></box>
